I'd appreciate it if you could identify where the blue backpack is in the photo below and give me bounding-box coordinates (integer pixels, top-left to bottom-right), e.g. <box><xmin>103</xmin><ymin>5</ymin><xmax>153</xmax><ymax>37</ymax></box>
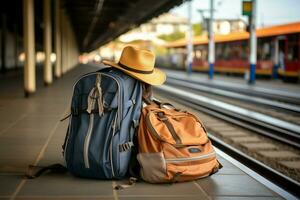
<box><xmin>62</xmin><ymin>67</ymin><xmax>143</xmax><ymax>179</ymax></box>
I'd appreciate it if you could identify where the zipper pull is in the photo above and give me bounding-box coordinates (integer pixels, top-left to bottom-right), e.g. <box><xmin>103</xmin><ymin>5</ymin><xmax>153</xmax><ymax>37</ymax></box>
<box><xmin>86</xmin><ymin>88</ymin><xmax>96</xmax><ymax>114</ymax></box>
<box><xmin>111</xmin><ymin>112</ymin><xmax>118</xmax><ymax>135</ymax></box>
<box><xmin>96</xmin><ymin>74</ymin><xmax>104</xmax><ymax>116</ymax></box>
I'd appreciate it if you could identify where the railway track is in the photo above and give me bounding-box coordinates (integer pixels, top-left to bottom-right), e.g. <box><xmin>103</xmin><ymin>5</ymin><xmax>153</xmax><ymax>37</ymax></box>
<box><xmin>166</xmin><ymin>72</ymin><xmax>300</xmax><ymax>106</ymax></box>
<box><xmin>209</xmin><ymin>134</ymin><xmax>300</xmax><ymax>199</ymax></box>
<box><xmin>156</xmin><ymin>85</ymin><xmax>300</xmax><ymax>149</ymax></box>
<box><xmin>166</xmin><ymin>77</ymin><xmax>300</xmax><ymax>114</ymax></box>
<box><xmin>153</xmin><ymin>88</ymin><xmax>300</xmax><ymax>198</ymax></box>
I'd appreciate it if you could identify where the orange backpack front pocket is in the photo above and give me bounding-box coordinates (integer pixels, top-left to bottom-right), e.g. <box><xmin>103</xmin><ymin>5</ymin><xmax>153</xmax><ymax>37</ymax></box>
<box><xmin>146</xmin><ymin>110</ymin><xmax>208</xmax><ymax>146</ymax></box>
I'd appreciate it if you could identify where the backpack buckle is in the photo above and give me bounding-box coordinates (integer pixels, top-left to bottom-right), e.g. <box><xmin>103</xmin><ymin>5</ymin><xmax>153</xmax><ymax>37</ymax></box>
<box><xmin>119</xmin><ymin>142</ymin><xmax>134</xmax><ymax>152</ymax></box>
<box><xmin>157</xmin><ymin>112</ymin><xmax>168</xmax><ymax>121</ymax></box>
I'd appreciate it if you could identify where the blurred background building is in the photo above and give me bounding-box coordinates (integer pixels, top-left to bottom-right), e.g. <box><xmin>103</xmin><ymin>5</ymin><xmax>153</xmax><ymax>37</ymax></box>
<box><xmin>96</xmin><ymin>13</ymin><xmax>189</xmax><ymax>62</ymax></box>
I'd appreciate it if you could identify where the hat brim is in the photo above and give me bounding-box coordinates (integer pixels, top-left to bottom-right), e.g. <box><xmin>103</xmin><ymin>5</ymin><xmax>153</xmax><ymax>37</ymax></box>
<box><xmin>102</xmin><ymin>60</ymin><xmax>166</xmax><ymax>86</ymax></box>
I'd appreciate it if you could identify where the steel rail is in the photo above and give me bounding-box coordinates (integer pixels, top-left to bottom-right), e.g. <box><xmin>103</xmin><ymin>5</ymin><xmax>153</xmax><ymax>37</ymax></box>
<box><xmin>167</xmin><ymin>78</ymin><xmax>300</xmax><ymax>114</ymax></box>
<box><xmin>155</xmin><ymin>85</ymin><xmax>300</xmax><ymax>149</ymax></box>
<box><xmin>209</xmin><ymin>134</ymin><xmax>300</xmax><ymax>199</ymax></box>
<box><xmin>166</xmin><ymin>73</ymin><xmax>300</xmax><ymax>105</ymax></box>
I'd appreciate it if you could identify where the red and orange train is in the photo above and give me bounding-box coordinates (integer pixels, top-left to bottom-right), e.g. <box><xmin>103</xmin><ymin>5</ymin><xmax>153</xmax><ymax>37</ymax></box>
<box><xmin>164</xmin><ymin>22</ymin><xmax>300</xmax><ymax>81</ymax></box>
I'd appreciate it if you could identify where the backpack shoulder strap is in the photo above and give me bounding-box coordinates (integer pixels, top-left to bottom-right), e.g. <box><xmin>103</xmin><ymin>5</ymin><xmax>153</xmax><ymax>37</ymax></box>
<box><xmin>25</xmin><ymin>164</ymin><xmax>67</xmax><ymax>179</ymax></box>
<box><xmin>97</xmin><ymin>67</ymin><xmax>112</xmax><ymax>73</ymax></box>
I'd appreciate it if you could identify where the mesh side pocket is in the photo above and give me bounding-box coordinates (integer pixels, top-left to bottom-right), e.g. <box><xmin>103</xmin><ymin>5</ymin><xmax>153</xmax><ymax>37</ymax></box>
<box><xmin>137</xmin><ymin>152</ymin><xmax>167</xmax><ymax>183</ymax></box>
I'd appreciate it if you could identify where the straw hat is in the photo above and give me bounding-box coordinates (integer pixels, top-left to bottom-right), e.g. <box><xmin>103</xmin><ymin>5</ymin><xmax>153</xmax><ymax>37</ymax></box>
<box><xmin>102</xmin><ymin>46</ymin><xmax>166</xmax><ymax>85</ymax></box>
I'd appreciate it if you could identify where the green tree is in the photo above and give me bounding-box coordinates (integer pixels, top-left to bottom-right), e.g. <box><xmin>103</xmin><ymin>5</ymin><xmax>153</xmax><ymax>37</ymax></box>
<box><xmin>158</xmin><ymin>23</ymin><xmax>202</xmax><ymax>42</ymax></box>
<box><xmin>193</xmin><ymin>23</ymin><xmax>202</xmax><ymax>36</ymax></box>
<box><xmin>158</xmin><ymin>31</ymin><xmax>185</xmax><ymax>42</ymax></box>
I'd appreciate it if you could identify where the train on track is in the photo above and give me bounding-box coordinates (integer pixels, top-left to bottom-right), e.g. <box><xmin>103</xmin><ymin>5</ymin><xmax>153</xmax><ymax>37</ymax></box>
<box><xmin>162</xmin><ymin>22</ymin><xmax>300</xmax><ymax>81</ymax></box>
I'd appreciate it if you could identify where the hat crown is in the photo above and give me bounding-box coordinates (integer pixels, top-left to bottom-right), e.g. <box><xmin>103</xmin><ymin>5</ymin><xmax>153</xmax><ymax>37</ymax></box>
<box><xmin>119</xmin><ymin>46</ymin><xmax>155</xmax><ymax>72</ymax></box>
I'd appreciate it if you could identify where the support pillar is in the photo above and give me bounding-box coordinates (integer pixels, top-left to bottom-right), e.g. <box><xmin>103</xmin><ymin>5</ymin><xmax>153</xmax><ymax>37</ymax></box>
<box><xmin>43</xmin><ymin>0</ymin><xmax>52</xmax><ymax>85</ymax></box>
<box><xmin>208</xmin><ymin>0</ymin><xmax>215</xmax><ymax>79</ymax></box>
<box><xmin>60</xmin><ymin>11</ymin><xmax>66</xmax><ymax>74</ymax></box>
<box><xmin>54</xmin><ymin>0</ymin><xmax>61</xmax><ymax>78</ymax></box>
<box><xmin>186</xmin><ymin>0</ymin><xmax>193</xmax><ymax>75</ymax></box>
<box><xmin>248</xmin><ymin>0</ymin><xmax>257</xmax><ymax>84</ymax></box>
<box><xmin>67</xmin><ymin>18</ymin><xmax>71</xmax><ymax>71</ymax></box>
<box><xmin>60</xmin><ymin>10</ymin><xmax>64</xmax><ymax>74</ymax></box>
<box><xmin>23</xmin><ymin>0</ymin><xmax>36</xmax><ymax>97</ymax></box>
<box><xmin>66</xmin><ymin>19</ymin><xmax>69</xmax><ymax>72</ymax></box>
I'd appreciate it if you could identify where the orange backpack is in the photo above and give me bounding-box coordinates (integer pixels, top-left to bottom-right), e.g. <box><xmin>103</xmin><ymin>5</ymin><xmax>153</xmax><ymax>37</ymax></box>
<box><xmin>137</xmin><ymin>101</ymin><xmax>222</xmax><ymax>183</ymax></box>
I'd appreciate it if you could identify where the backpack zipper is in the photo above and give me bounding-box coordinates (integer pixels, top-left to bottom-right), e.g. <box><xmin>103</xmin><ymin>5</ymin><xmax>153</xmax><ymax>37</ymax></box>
<box><xmin>165</xmin><ymin>151</ymin><xmax>216</xmax><ymax>163</ymax></box>
<box><xmin>83</xmin><ymin>113</ymin><xmax>95</xmax><ymax>168</ymax></box>
<box><xmin>109</xmin><ymin>113</ymin><xmax>118</xmax><ymax>177</ymax></box>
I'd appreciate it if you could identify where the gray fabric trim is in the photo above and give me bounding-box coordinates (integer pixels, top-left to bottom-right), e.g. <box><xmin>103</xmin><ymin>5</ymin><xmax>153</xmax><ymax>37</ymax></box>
<box><xmin>137</xmin><ymin>152</ymin><xmax>166</xmax><ymax>183</ymax></box>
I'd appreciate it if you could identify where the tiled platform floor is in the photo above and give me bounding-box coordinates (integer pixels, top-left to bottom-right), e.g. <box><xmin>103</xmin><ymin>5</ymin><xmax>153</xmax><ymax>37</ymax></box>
<box><xmin>0</xmin><ymin>64</ymin><xmax>284</xmax><ymax>199</ymax></box>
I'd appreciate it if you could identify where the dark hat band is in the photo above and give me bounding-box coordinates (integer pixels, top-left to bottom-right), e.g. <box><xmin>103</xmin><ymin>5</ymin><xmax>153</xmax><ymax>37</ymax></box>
<box><xmin>118</xmin><ymin>62</ymin><xmax>154</xmax><ymax>74</ymax></box>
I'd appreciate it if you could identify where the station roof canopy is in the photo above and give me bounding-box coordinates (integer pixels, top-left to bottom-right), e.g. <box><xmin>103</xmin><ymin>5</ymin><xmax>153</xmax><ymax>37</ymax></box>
<box><xmin>63</xmin><ymin>0</ymin><xmax>184</xmax><ymax>52</ymax></box>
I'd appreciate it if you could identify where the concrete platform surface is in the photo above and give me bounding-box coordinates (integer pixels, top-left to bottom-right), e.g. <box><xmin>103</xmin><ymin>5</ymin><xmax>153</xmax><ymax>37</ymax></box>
<box><xmin>0</xmin><ymin>64</ymin><xmax>284</xmax><ymax>199</ymax></box>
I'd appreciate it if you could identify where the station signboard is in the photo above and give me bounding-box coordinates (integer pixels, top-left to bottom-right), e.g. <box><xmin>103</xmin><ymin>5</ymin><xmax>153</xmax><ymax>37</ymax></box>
<box><xmin>242</xmin><ymin>0</ymin><xmax>252</xmax><ymax>16</ymax></box>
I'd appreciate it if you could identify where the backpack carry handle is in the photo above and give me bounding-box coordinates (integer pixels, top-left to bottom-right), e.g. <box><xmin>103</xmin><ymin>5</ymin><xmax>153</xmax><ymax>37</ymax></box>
<box><xmin>25</xmin><ymin>164</ymin><xmax>67</xmax><ymax>179</ymax></box>
<box><xmin>159</xmin><ymin>102</ymin><xmax>176</xmax><ymax>109</ymax></box>
<box><xmin>142</xmin><ymin>96</ymin><xmax>152</xmax><ymax>105</ymax></box>
<box><xmin>155</xmin><ymin>100</ymin><xmax>181</xmax><ymax>111</ymax></box>
<box><xmin>143</xmin><ymin>97</ymin><xmax>181</xmax><ymax>112</ymax></box>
